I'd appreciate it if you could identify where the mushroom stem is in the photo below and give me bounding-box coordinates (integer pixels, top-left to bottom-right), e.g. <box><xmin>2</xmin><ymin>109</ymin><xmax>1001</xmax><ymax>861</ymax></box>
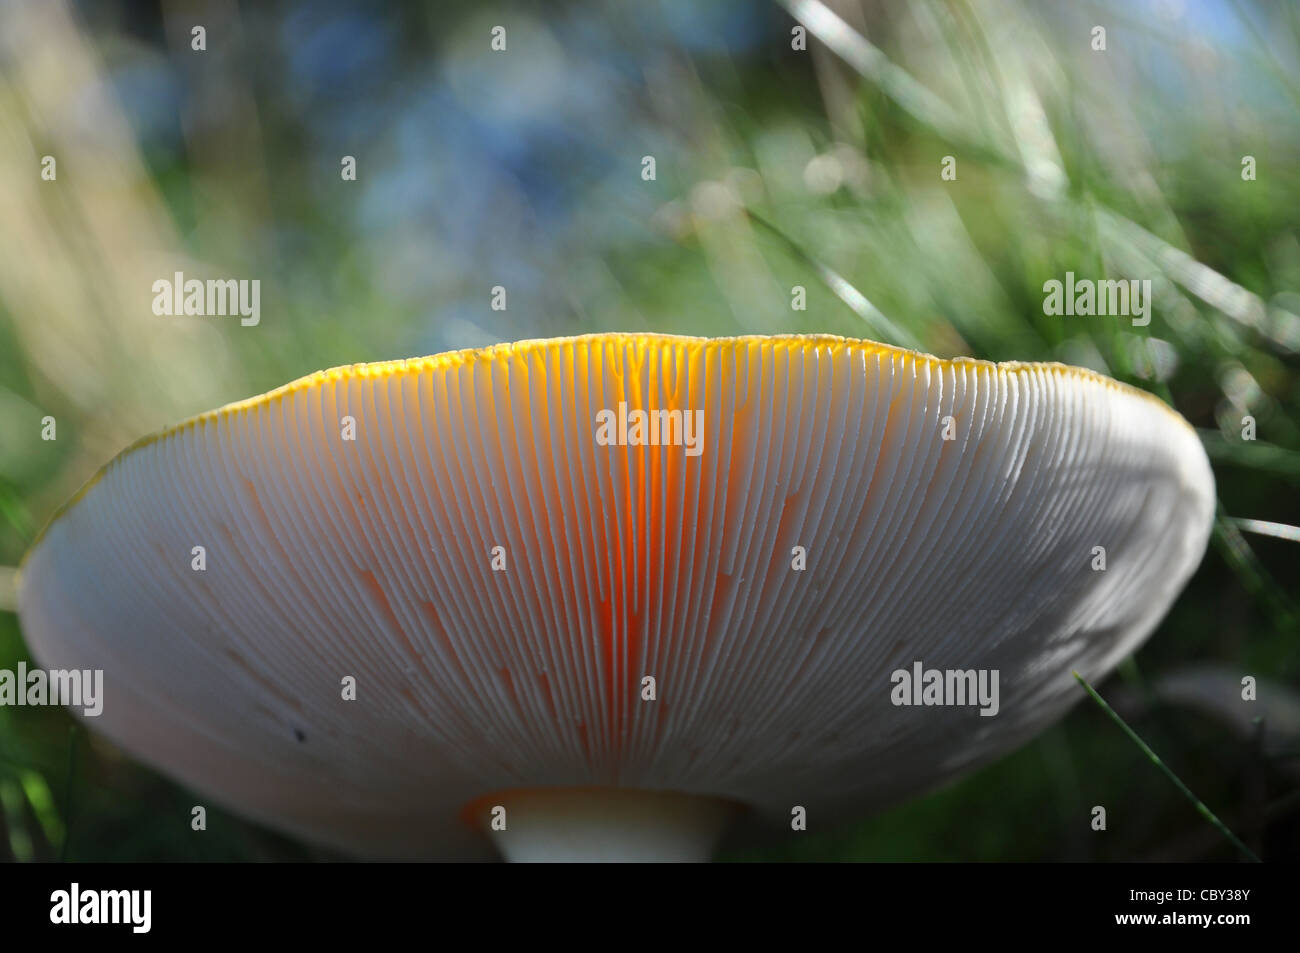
<box><xmin>483</xmin><ymin>788</ymin><xmax>739</xmax><ymax>862</ymax></box>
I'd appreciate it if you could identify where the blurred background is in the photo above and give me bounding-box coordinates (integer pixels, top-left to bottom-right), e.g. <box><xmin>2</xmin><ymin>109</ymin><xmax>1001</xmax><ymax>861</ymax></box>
<box><xmin>0</xmin><ymin>0</ymin><xmax>1296</xmax><ymax>861</ymax></box>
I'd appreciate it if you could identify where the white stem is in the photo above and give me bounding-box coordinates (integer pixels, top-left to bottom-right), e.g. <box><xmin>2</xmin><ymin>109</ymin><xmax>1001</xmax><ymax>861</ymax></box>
<box><xmin>485</xmin><ymin>788</ymin><xmax>738</xmax><ymax>862</ymax></box>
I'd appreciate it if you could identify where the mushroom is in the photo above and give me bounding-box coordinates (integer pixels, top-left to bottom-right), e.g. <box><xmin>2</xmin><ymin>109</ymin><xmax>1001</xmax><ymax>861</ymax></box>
<box><xmin>17</xmin><ymin>333</ymin><xmax>1215</xmax><ymax>860</ymax></box>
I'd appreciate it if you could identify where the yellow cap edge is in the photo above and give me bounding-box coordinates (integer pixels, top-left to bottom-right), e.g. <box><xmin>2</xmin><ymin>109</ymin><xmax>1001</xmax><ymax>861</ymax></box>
<box><xmin>15</xmin><ymin>331</ymin><xmax>1197</xmax><ymax>573</ymax></box>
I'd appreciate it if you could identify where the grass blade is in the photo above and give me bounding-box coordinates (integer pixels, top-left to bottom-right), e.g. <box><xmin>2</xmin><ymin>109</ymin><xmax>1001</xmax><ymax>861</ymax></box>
<box><xmin>1073</xmin><ymin>671</ymin><xmax>1261</xmax><ymax>863</ymax></box>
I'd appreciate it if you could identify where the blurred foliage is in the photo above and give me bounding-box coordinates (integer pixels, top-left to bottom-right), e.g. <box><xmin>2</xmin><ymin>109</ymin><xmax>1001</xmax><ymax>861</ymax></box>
<box><xmin>0</xmin><ymin>0</ymin><xmax>1296</xmax><ymax>861</ymax></box>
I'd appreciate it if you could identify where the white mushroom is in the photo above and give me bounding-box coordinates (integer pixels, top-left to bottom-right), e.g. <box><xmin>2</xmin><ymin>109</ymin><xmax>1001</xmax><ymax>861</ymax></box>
<box><xmin>17</xmin><ymin>333</ymin><xmax>1215</xmax><ymax>860</ymax></box>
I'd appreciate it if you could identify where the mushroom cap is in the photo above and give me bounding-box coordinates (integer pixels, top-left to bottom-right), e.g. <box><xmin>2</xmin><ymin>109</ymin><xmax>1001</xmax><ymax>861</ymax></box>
<box><xmin>18</xmin><ymin>333</ymin><xmax>1215</xmax><ymax>858</ymax></box>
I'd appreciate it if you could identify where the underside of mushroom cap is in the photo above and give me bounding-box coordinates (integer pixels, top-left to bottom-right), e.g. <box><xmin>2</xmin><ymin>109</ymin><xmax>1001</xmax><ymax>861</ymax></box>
<box><xmin>17</xmin><ymin>333</ymin><xmax>1215</xmax><ymax>858</ymax></box>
